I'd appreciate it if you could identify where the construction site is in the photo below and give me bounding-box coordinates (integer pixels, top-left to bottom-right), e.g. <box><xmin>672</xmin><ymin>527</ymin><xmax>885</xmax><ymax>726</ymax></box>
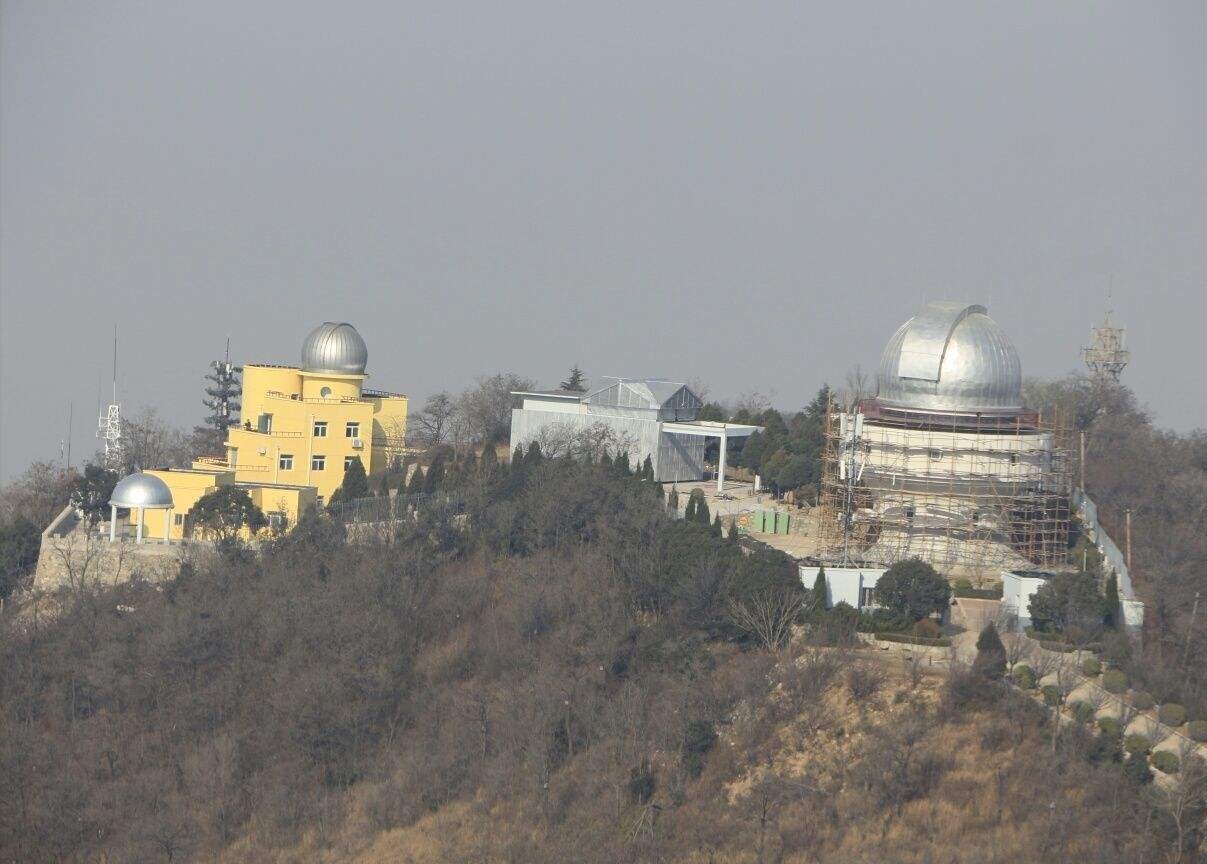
<box><xmin>816</xmin><ymin>301</ymin><xmax>1073</xmax><ymax>584</ymax></box>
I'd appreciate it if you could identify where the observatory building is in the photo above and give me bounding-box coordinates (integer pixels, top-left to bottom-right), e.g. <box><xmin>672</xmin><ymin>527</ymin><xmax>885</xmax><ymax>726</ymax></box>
<box><xmin>134</xmin><ymin>322</ymin><xmax>407</xmax><ymax>539</ymax></box>
<box><xmin>820</xmin><ymin>301</ymin><xmax>1070</xmax><ymax>582</ymax></box>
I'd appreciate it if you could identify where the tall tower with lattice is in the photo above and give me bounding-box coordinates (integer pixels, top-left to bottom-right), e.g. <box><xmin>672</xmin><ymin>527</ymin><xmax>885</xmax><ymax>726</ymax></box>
<box><xmin>97</xmin><ymin>326</ymin><xmax>123</xmax><ymax>470</ymax></box>
<box><xmin>1082</xmin><ymin>310</ymin><xmax>1129</xmax><ymax>382</ymax></box>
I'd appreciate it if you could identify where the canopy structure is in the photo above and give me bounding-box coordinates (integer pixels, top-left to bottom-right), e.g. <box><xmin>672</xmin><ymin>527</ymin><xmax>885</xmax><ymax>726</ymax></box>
<box><xmin>661</xmin><ymin>420</ymin><xmax>761</xmax><ymax>491</ymax></box>
<box><xmin>109</xmin><ymin>472</ymin><xmax>175</xmax><ymax>544</ymax></box>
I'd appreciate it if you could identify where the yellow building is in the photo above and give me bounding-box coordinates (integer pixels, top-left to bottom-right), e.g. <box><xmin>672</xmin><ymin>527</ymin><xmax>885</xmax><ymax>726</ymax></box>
<box><xmin>128</xmin><ymin>322</ymin><xmax>407</xmax><ymax>541</ymax></box>
<box><xmin>141</xmin><ymin>467</ymin><xmax>317</xmax><ymax>540</ymax></box>
<box><xmin>219</xmin><ymin>321</ymin><xmax>407</xmax><ymax>505</ymax></box>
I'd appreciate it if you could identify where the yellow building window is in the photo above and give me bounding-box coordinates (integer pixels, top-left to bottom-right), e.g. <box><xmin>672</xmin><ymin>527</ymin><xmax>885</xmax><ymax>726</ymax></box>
<box><xmin>313</xmin><ymin>421</ymin><xmax>328</xmax><ymax>438</ymax></box>
<box><xmin>345</xmin><ymin>421</ymin><xmax>360</xmax><ymax>438</ymax></box>
<box><xmin>312</xmin><ymin>455</ymin><xmax>326</xmax><ymax>471</ymax></box>
<box><xmin>279</xmin><ymin>454</ymin><xmax>294</xmax><ymax>470</ymax></box>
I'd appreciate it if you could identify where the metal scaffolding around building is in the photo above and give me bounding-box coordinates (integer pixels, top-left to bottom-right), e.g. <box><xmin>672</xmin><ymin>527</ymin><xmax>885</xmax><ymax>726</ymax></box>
<box><xmin>818</xmin><ymin>394</ymin><xmax>1072</xmax><ymax>582</ymax></box>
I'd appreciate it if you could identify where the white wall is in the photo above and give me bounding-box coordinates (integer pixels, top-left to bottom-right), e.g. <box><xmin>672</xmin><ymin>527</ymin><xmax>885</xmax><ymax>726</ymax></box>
<box><xmin>799</xmin><ymin>565</ymin><xmax>887</xmax><ymax>610</ymax></box>
<box><xmin>1000</xmin><ymin>570</ymin><xmax>1047</xmax><ymax>629</ymax></box>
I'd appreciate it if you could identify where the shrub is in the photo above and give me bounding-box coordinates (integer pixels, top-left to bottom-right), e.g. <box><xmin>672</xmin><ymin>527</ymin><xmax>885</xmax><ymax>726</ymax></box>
<box><xmin>1041</xmin><ymin>685</ymin><xmax>1062</xmax><ymax>707</ymax></box>
<box><xmin>1187</xmin><ymin>720</ymin><xmax>1207</xmax><ymax>742</ymax></box>
<box><xmin>973</xmin><ymin>622</ymin><xmax>1007</xmax><ymax>680</ymax></box>
<box><xmin>1157</xmin><ymin>703</ymin><xmax>1186</xmax><ymax>727</ymax></box>
<box><xmin>1123</xmin><ymin>752</ymin><xmax>1153</xmax><ymax>786</ymax></box>
<box><xmin>1069</xmin><ymin>701</ymin><xmax>1096</xmax><ymax>724</ymax></box>
<box><xmin>1124</xmin><ymin>733</ymin><xmax>1152</xmax><ymax>757</ymax></box>
<box><xmin>1102</xmin><ymin>670</ymin><xmax>1128</xmax><ymax>694</ymax></box>
<box><xmin>1012</xmin><ymin>665</ymin><xmax>1036</xmax><ymax>690</ymax></box>
<box><xmin>1097</xmin><ymin>716</ymin><xmax>1121</xmax><ymax>737</ymax></box>
<box><xmin>872</xmin><ymin>632</ymin><xmax>951</xmax><ymax>647</ymax></box>
<box><xmin>911</xmin><ymin>618</ymin><xmax>943</xmax><ymax>640</ymax></box>
<box><xmin>1080</xmin><ymin>657</ymin><xmax>1101</xmax><ymax>676</ymax></box>
<box><xmin>681</xmin><ymin>719</ymin><xmax>717</xmax><ymax>779</ymax></box>
<box><xmin>1150</xmin><ymin>751</ymin><xmax>1180</xmax><ymax>775</ymax></box>
<box><xmin>1132</xmin><ymin>691</ymin><xmax>1154</xmax><ymax>710</ymax></box>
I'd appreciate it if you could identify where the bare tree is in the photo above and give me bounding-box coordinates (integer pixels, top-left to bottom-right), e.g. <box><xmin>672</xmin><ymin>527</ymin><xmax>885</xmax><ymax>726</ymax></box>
<box><xmin>840</xmin><ymin>364</ymin><xmax>870</xmax><ymax>411</ymax></box>
<box><xmin>120</xmin><ymin>407</ymin><xmax>193</xmax><ymax>473</ymax></box>
<box><xmin>727</xmin><ymin>589</ymin><xmax>803</xmax><ymax>651</ymax></box>
<box><xmin>414</xmin><ymin>392</ymin><xmax>456</xmax><ymax>446</ymax></box>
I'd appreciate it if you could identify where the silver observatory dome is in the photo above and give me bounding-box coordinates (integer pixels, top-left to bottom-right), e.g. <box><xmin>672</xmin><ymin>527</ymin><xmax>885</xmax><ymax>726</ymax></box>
<box><xmin>109</xmin><ymin>472</ymin><xmax>174</xmax><ymax>509</ymax></box>
<box><xmin>876</xmin><ymin>302</ymin><xmax>1022</xmax><ymax>414</ymax></box>
<box><xmin>301</xmin><ymin>322</ymin><xmax>368</xmax><ymax>375</ymax></box>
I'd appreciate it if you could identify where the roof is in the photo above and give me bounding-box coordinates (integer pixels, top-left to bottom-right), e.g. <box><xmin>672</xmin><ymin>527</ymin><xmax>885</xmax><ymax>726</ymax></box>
<box><xmin>110</xmin><ymin>473</ymin><xmax>174</xmax><ymax>508</ymax></box>
<box><xmin>876</xmin><ymin>301</ymin><xmax>1022</xmax><ymax>414</ymax></box>
<box><xmin>302</xmin><ymin>322</ymin><xmax>368</xmax><ymax>375</ymax></box>
<box><xmin>586</xmin><ymin>378</ymin><xmax>701</xmax><ymax>411</ymax></box>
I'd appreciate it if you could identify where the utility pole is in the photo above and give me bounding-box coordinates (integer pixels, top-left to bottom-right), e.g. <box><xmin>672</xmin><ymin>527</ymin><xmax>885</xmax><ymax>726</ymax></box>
<box><xmin>1079</xmin><ymin>431</ymin><xmax>1086</xmax><ymax>491</ymax></box>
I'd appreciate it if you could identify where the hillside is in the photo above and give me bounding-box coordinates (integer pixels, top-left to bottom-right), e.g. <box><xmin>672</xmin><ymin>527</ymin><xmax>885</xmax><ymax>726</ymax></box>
<box><xmin>1</xmin><ymin>442</ymin><xmax>1202</xmax><ymax>862</ymax></box>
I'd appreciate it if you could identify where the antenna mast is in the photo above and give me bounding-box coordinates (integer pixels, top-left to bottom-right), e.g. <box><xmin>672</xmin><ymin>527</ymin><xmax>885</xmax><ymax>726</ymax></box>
<box><xmin>97</xmin><ymin>325</ymin><xmax>124</xmax><ymax>470</ymax></box>
<box><xmin>1083</xmin><ymin>307</ymin><xmax>1130</xmax><ymax>383</ymax></box>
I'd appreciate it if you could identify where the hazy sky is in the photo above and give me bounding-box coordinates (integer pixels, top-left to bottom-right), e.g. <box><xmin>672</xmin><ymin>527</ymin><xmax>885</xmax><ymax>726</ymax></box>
<box><xmin>3</xmin><ymin>2</ymin><xmax>1205</xmax><ymax>480</ymax></box>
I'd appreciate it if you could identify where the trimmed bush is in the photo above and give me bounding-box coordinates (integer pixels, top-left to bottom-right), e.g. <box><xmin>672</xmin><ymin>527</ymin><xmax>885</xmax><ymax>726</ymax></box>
<box><xmin>873</xmin><ymin>632</ymin><xmax>951</xmax><ymax>647</ymax></box>
<box><xmin>1151</xmin><ymin>751</ymin><xmax>1180</xmax><ymax>775</ymax></box>
<box><xmin>1132</xmin><ymin>691</ymin><xmax>1155</xmax><ymax>710</ymax></box>
<box><xmin>1069</xmin><ymin>701</ymin><xmax>1096</xmax><ymax>724</ymax></box>
<box><xmin>1102</xmin><ymin>669</ymin><xmax>1128</xmax><ymax>694</ymax></box>
<box><xmin>1080</xmin><ymin>657</ymin><xmax>1101</xmax><ymax>676</ymax></box>
<box><xmin>1041</xmin><ymin>684</ymin><xmax>1062</xmax><ymax>707</ymax></box>
<box><xmin>1013</xmin><ymin>665</ymin><xmax>1036</xmax><ymax>690</ymax></box>
<box><xmin>1187</xmin><ymin>720</ymin><xmax>1207</xmax><ymax>742</ymax></box>
<box><xmin>1157</xmin><ymin>703</ymin><xmax>1187</xmax><ymax>727</ymax></box>
<box><xmin>1097</xmin><ymin>716</ymin><xmax>1121</xmax><ymax>737</ymax></box>
<box><xmin>1124</xmin><ymin>733</ymin><xmax>1152</xmax><ymax>757</ymax></box>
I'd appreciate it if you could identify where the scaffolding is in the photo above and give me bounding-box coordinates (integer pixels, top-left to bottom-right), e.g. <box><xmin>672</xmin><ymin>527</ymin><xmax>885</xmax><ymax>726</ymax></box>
<box><xmin>819</xmin><ymin>396</ymin><xmax>1072</xmax><ymax>583</ymax></box>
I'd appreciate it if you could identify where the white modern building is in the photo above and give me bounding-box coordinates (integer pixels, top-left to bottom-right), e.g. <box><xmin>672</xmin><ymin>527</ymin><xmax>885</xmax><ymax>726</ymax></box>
<box><xmin>509</xmin><ymin>377</ymin><xmax>760</xmax><ymax>487</ymax></box>
<box><xmin>799</xmin><ymin>564</ymin><xmax>887</xmax><ymax>611</ymax></box>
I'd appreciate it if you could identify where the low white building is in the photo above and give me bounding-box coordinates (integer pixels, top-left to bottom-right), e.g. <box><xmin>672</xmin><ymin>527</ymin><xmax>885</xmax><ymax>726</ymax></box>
<box><xmin>509</xmin><ymin>378</ymin><xmax>760</xmax><ymax>487</ymax></box>
<box><xmin>799</xmin><ymin>564</ymin><xmax>887</xmax><ymax>610</ymax></box>
<box><xmin>1000</xmin><ymin>569</ymin><xmax>1052</xmax><ymax>629</ymax></box>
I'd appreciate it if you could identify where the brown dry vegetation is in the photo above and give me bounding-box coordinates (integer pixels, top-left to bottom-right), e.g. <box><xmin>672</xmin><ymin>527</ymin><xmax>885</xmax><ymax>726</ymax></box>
<box><xmin>2</xmin><ymin>399</ymin><xmax>1204</xmax><ymax>863</ymax></box>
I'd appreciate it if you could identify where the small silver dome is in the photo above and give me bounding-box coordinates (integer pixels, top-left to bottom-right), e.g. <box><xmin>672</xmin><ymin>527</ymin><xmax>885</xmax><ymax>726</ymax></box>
<box><xmin>110</xmin><ymin>473</ymin><xmax>174</xmax><ymax>509</ymax></box>
<box><xmin>876</xmin><ymin>302</ymin><xmax>1022</xmax><ymax>413</ymax></box>
<box><xmin>301</xmin><ymin>322</ymin><xmax>368</xmax><ymax>375</ymax></box>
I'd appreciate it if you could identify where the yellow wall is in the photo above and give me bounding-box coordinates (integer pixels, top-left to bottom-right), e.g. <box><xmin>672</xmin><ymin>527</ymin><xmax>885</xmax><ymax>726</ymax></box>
<box><xmin>142</xmin><ymin>468</ymin><xmax>316</xmax><ymax>540</ymax></box>
<box><xmin>226</xmin><ymin>364</ymin><xmax>408</xmax><ymax>504</ymax></box>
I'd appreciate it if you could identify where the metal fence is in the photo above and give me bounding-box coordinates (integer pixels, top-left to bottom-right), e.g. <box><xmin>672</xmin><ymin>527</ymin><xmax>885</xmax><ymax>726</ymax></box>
<box><xmin>325</xmin><ymin>490</ymin><xmax>461</xmax><ymax>525</ymax></box>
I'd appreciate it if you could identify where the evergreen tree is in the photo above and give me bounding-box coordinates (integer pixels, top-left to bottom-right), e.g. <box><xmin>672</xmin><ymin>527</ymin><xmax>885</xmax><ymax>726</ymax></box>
<box><xmin>684</xmin><ymin>490</ymin><xmax>697</xmax><ymax>522</ymax></box>
<box><xmin>423</xmin><ymin>454</ymin><xmax>445</xmax><ymax>493</ymax></box>
<box><xmin>377</xmin><ymin>473</ymin><xmax>391</xmax><ymax>497</ymax></box>
<box><xmin>525</xmin><ymin>442</ymin><xmax>543</xmax><ymax>465</ymax></box>
<box><xmin>480</xmin><ymin>444</ymin><xmax>498</xmax><ymax>476</ymax></box>
<box><xmin>972</xmin><ymin>622</ymin><xmax>1007</xmax><ymax>679</ymax></box>
<box><xmin>600</xmin><ymin>451</ymin><xmax>614</xmax><ymax>469</ymax></box>
<box><xmin>696</xmin><ymin>496</ymin><xmax>711</xmax><ymax>526</ymax></box>
<box><xmin>667</xmin><ymin>485</ymin><xmax>679</xmax><ymax>511</ymax></box>
<box><xmin>335</xmin><ymin>456</ymin><xmax>370</xmax><ymax>503</ymax></box>
<box><xmin>512</xmin><ymin>444</ymin><xmax>524</xmax><ymax>469</ymax></box>
<box><xmin>712</xmin><ymin>513</ymin><xmax>723</xmax><ymax>538</ymax></box>
<box><xmin>641</xmin><ymin>455</ymin><xmax>654</xmax><ymax>481</ymax></box>
<box><xmin>811</xmin><ymin>566</ymin><xmax>828</xmax><ymax>611</ymax></box>
<box><xmin>615</xmin><ymin>450</ymin><xmax>630</xmax><ymax>475</ymax></box>
<box><xmin>407</xmin><ymin>463</ymin><xmax>425</xmax><ymax>494</ymax></box>
<box><xmin>559</xmin><ymin>365</ymin><xmax>588</xmax><ymax>393</ymax></box>
<box><xmin>1104</xmin><ymin>573</ymin><xmax>1120</xmax><ymax>629</ymax></box>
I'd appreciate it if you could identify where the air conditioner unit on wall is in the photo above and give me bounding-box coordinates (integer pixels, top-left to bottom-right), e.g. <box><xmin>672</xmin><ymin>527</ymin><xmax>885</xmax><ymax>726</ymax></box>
<box><xmin>352</xmin><ymin>438</ymin><xmax>364</xmax><ymax>449</ymax></box>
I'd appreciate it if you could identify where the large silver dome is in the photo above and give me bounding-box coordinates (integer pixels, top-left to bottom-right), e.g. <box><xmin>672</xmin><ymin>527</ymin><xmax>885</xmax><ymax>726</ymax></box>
<box><xmin>876</xmin><ymin>302</ymin><xmax>1022</xmax><ymax>413</ymax></box>
<box><xmin>301</xmin><ymin>322</ymin><xmax>368</xmax><ymax>375</ymax></box>
<box><xmin>110</xmin><ymin>473</ymin><xmax>174</xmax><ymax>509</ymax></box>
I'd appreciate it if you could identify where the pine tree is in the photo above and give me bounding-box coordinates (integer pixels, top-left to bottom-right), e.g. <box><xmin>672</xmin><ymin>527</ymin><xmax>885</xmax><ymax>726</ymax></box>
<box><xmin>525</xmin><ymin>442</ymin><xmax>543</xmax><ymax>465</ymax></box>
<box><xmin>696</xmin><ymin>495</ymin><xmax>711</xmax><ymax>526</ymax></box>
<box><xmin>712</xmin><ymin>513</ymin><xmax>723</xmax><ymax>538</ymax></box>
<box><xmin>512</xmin><ymin>444</ymin><xmax>524</xmax><ymax>467</ymax></box>
<box><xmin>642</xmin><ymin>455</ymin><xmax>654</xmax><ymax>481</ymax></box>
<box><xmin>1104</xmin><ymin>573</ymin><xmax>1120</xmax><ymax>629</ymax></box>
<box><xmin>336</xmin><ymin>456</ymin><xmax>370</xmax><ymax>502</ymax></box>
<box><xmin>560</xmin><ymin>365</ymin><xmax>588</xmax><ymax>393</ymax></box>
<box><xmin>684</xmin><ymin>491</ymin><xmax>697</xmax><ymax>522</ymax></box>
<box><xmin>667</xmin><ymin>485</ymin><xmax>679</xmax><ymax>511</ymax></box>
<box><xmin>407</xmin><ymin>463</ymin><xmax>425</xmax><ymax>494</ymax></box>
<box><xmin>423</xmin><ymin>454</ymin><xmax>445</xmax><ymax>493</ymax></box>
<box><xmin>616</xmin><ymin>451</ymin><xmax>631</xmax><ymax>476</ymax></box>
<box><xmin>811</xmin><ymin>566</ymin><xmax>827</xmax><ymax>611</ymax></box>
<box><xmin>600</xmin><ymin>451</ymin><xmax>614</xmax><ymax>469</ymax></box>
<box><xmin>480</xmin><ymin>444</ymin><xmax>498</xmax><ymax>476</ymax></box>
<box><xmin>377</xmin><ymin>473</ymin><xmax>391</xmax><ymax>497</ymax></box>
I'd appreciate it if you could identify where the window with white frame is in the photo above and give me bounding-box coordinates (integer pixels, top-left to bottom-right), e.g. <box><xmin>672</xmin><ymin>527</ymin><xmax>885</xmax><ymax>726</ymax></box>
<box><xmin>313</xmin><ymin>420</ymin><xmax>328</xmax><ymax>437</ymax></box>
<box><xmin>279</xmin><ymin>453</ymin><xmax>294</xmax><ymax>470</ymax></box>
<box><xmin>311</xmin><ymin>455</ymin><xmax>326</xmax><ymax>471</ymax></box>
<box><xmin>345</xmin><ymin>421</ymin><xmax>360</xmax><ymax>438</ymax></box>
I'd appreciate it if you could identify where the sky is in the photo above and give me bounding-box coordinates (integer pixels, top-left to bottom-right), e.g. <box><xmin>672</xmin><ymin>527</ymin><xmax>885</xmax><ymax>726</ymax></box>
<box><xmin>2</xmin><ymin>1</ymin><xmax>1205</xmax><ymax>480</ymax></box>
